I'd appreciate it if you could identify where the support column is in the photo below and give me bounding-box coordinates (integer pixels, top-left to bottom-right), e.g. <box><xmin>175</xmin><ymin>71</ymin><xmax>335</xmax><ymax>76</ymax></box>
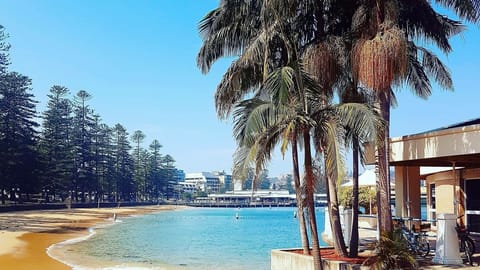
<box><xmin>394</xmin><ymin>166</ymin><xmax>421</xmax><ymax>221</ymax></box>
<box><xmin>322</xmin><ymin>207</ymin><xmax>333</xmax><ymax>245</ymax></box>
<box><xmin>432</xmin><ymin>213</ymin><xmax>462</xmax><ymax>265</ymax></box>
<box><xmin>343</xmin><ymin>208</ymin><xmax>353</xmax><ymax>245</ymax></box>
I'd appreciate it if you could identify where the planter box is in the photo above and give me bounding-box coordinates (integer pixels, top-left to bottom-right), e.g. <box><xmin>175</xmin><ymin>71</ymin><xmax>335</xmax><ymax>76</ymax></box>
<box><xmin>271</xmin><ymin>249</ymin><xmax>369</xmax><ymax>270</ymax></box>
<box><xmin>271</xmin><ymin>249</ymin><xmax>314</xmax><ymax>270</ymax></box>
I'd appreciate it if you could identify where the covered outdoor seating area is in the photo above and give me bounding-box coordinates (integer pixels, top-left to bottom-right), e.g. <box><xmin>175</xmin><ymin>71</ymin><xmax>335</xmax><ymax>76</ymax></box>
<box><xmin>366</xmin><ymin>118</ymin><xmax>480</xmax><ymax>265</ymax></box>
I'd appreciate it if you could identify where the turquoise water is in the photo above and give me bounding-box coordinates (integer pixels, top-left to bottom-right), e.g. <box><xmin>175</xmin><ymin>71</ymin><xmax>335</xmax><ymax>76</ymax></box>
<box><xmin>64</xmin><ymin>207</ymin><xmax>326</xmax><ymax>270</ymax></box>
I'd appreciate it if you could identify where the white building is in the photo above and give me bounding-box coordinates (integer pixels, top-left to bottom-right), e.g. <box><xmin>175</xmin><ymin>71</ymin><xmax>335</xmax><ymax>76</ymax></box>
<box><xmin>184</xmin><ymin>172</ymin><xmax>221</xmax><ymax>194</ymax></box>
<box><xmin>178</xmin><ymin>182</ymin><xmax>196</xmax><ymax>194</ymax></box>
<box><xmin>212</xmin><ymin>171</ymin><xmax>232</xmax><ymax>191</ymax></box>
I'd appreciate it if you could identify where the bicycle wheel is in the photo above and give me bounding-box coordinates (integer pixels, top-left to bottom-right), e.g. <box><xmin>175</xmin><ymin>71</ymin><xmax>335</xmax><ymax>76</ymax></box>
<box><xmin>466</xmin><ymin>237</ymin><xmax>476</xmax><ymax>256</ymax></box>
<box><xmin>417</xmin><ymin>237</ymin><xmax>430</xmax><ymax>257</ymax></box>
<box><xmin>464</xmin><ymin>239</ymin><xmax>473</xmax><ymax>266</ymax></box>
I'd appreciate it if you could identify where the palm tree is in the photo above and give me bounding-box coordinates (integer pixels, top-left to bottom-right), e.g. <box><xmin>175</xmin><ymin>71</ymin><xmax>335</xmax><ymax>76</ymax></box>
<box><xmin>197</xmin><ymin>2</ymin><xmax>328</xmax><ymax>267</ymax></box>
<box><xmin>349</xmin><ymin>0</ymin><xmax>478</xmax><ymax>234</ymax></box>
<box><xmin>232</xmin><ymin>100</ymin><xmax>311</xmax><ymax>254</ymax></box>
<box><xmin>197</xmin><ymin>0</ymin><xmax>370</xmax><ymax>262</ymax></box>
<box><xmin>230</xmin><ymin>65</ymin><xmax>318</xmax><ymax>256</ymax></box>
<box><xmin>230</xmin><ymin>57</ymin><xmax>382</xmax><ymax>261</ymax></box>
<box><xmin>339</xmin><ymin>85</ymin><xmax>381</xmax><ymax>257</ymax></box>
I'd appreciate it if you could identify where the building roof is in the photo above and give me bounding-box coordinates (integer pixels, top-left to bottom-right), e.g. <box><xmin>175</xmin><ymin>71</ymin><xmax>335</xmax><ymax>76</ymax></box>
<box><xmin>366</xmin><ymin>118</ymin><xmax>480</xmax><ymax>168</ymax></box>
<box><xmin>413</xmin><ymin>117</ymin><xmax>480</xmax><ymax>135</ymax></box>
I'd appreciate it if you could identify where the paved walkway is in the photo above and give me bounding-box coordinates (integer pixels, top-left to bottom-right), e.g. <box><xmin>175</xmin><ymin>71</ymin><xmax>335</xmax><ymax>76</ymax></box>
<box><xmin>357</xmin><ymin>228</ymin><xmax>480</xmax><ymax>269</ymax></box>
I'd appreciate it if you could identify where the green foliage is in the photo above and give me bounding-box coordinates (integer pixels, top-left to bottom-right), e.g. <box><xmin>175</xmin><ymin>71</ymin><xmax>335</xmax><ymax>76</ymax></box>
<box><xmin>0</xmin><ymin>24</ymin><xmax>180</xmax><ymax>204</ymax></box>
<box><xmin>363</xmin><ymin>229</ymin><xmax>417</xmax><ymax>270</ymax></box>
<box><xmin>39</xmin><ymin>85</ymin><xmax>74</xmax><ymax>195</ymax></box>
<box><xmin>285</xmin><ymin>174</ymin><xmax>295</xmax><ymax>194</ymax></box>
<box><xmin>181</xmin><ymin>192</ymin><xmax>193</xmax><ymax>201</ymax></box>
<box><xmin>338</xmin><ymin>186</ymin><xmax>376</xmax><ymax>213</ymax></box>
<box><xmin>194</xmin><ymin>190</ymin><xmax>208</xmax><ymax>198</ymax></box>
<box><xmin>0</xmin><ymin>71</ymin><xmax>40</xmax><ymax>197</ymax></box>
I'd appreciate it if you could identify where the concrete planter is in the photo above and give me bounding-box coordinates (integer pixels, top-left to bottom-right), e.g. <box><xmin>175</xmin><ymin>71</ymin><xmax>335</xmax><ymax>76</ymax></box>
<box><xmin>271</xmin><ymin>249</ymin><xmax>369</xmax><ymax>270</ymax></box>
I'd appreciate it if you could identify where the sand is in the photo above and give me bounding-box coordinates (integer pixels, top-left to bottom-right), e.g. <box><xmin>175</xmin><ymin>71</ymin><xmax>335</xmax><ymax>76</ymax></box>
<box><xmin>0</xmin><ymin>205</ymin><xmax>186</xmax><ymax>270</ymax></box>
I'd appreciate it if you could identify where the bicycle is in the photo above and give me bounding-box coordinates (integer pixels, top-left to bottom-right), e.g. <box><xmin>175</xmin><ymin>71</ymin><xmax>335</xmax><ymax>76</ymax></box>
<box><xmin>456</xmin><ymin>215</ymin><xmax>476</xmax><ymax>266</ymax></box>
<box><xmin>395</xmin><ymin>217</ymin><xmax>430</xmax><ymax>257</ymax></box>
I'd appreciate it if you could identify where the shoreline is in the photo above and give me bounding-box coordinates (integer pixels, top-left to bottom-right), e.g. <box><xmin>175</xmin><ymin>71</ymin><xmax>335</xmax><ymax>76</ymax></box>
<box><xmin>0</xmin><ymin>205</ymin><xmax>188</xmax><ymax>270</ymax></box>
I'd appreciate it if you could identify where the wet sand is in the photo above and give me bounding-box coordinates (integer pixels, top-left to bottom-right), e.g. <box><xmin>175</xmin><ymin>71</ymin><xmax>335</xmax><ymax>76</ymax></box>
<box><xmin>0</xmin><ymin>205</ymin><xmax>186</xmax><ymax>270</ymax></box>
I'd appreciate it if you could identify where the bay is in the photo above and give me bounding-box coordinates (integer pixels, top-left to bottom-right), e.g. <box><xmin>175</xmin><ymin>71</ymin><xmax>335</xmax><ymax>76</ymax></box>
<box><xmin>62</xmin><ymin>207</ymin><xmax>326</xmax><ymax>270</ymax></box>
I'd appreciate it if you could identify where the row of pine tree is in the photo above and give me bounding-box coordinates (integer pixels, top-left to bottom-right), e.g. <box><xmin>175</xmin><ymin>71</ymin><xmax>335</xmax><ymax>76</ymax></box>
<box><xmin>0</xmin><ymin>26</ymin><xmax>179</xmax><ymax>205</ymax></box>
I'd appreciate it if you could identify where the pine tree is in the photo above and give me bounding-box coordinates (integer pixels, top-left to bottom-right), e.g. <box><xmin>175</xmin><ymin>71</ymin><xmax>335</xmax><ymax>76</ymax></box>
<box><xmin>71</xmin><ymin>90</ymin><xmax>95</xmax><ymax>202</ymax></box>
<box><xmin>148</xmin><ymin>139</ymin><xmax>163</xmax><ymax>201</ymax></box>
<box><xmin>161</xmin><ymin>154</ymin><xmax>176</xmax><ymax>199</ymax></box>
<box><xmin>0</xmin><ymin>72</ymin><xmax>39</xmax><ymax>203</ymax></box>
<box><xmin>39</xmin><ymin>85</ymin><xmax>74</xmax><ymax>200</ymax></box>
<box><xmin>131</xmin><ymin>130</ymin><xmax>146</xmax><ymax>200</ymax></box>
<box><xmin>91</xmin><ymin>114</ymin><xmax>115</xmax><ymax>203</ymax></box>
<box><xmin>112</xmin><ymin>124</ymin><xmax>135</xmax><ymax>202</ymax></box>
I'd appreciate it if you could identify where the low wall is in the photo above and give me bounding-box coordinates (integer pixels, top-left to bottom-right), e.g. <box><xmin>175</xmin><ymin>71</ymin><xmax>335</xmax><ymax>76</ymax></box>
<box><xmin>358</xmin><ymin>215</ymin><xmax>377</xmax><ymax>229</ymax></box>
<box><xmin>271</xmin><ymin>249</ymin><xmax>369</xmax><ymax>270</ymax></box>
<box><xmin>271</xmin><ymin>249</ymin><xmax>313</xmax><ymax>270</ymax></box>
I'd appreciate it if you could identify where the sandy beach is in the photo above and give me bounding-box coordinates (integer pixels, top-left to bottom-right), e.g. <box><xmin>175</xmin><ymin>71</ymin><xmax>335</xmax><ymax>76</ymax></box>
<box><xmin>0</xmin><ymin>205</ymin><xmax>186</xmax><ymax>270</ymax></box>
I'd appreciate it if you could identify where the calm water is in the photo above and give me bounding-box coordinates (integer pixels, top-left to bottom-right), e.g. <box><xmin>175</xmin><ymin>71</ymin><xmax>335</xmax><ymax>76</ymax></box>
<box><xmin>61</xmin><ymin>207</ymin><xmax>326</xmax><ymax>270</ymax></box>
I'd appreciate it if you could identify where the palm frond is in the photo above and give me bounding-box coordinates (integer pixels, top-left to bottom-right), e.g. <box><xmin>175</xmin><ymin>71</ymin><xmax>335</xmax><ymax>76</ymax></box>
<box><xmin>213</xmin><ymin>22</ymin><xmax>293</xmax><ymax>119</ymax></box>
<box><xmin>405</xmin><ymin>41</ymin><xmax>432</xmax><ymax>99</ymax></box>
<box><xmin>265</xmin><ymin>66</ymin><xmax>295</xmax><ymax>105</ymax></box>
<box><xmin>336</xmin><ymin>103</ymin><xmax>382</xmax><ymax>145</ymax></box>
<box><xmin>215</xmin><ymin>58</ymin><xmax>264</xmax><ymax>119</ymax></box>
<box><xmin>322</xmin><ymin>121</ymin><xmax>346</xmax><ymax>187</ymax></box>
<box><xmin>399</xmin><ymin>0</ymin><xmax>465</xmax><ymax>53</ymax></box>
<box><xmin>197</xmin><ymin>0</ymin><xmax>262</xmax><ymax>73</ymax></box>
<box><xmin>434</xmin><ymin>0</ymin><xmax>480</xmax><ymax>22</ymax></box>
<box><xmin>418</xmin><ymin>46</ymin><xmax>453</xmax><ymax>90</ymax></box>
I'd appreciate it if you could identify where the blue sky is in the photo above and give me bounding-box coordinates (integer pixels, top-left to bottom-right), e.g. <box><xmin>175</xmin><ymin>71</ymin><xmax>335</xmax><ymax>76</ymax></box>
<box><xmin>1</xmin><ymin>1</ymin><xmax>479</xmax><ymax>177</ymax></box>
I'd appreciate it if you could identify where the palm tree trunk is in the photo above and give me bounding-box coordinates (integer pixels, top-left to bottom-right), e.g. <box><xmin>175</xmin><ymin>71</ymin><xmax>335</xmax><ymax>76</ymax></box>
<box><xmin>325</xmin><ymin>157</ymin><xmax>348</xmax><ymax>257</ymax></box>
<box><xmin>375</xmin><ymin>90</ymin><xmax>392</xmax><ymax>235</ymax></box>
<box><xmin>303</xmin><ymin>129</ymin><xmax>323</xmax><ymax>270</ymax></box>
<box><xmin>291</xmin><ymin>133</ymin><xmax>310</xmax><ymax>254</ymax></box>
<box><xmin>349</xmin><ymin>137</ymin><xmax>359</xmax><ymax>257</ymax></box>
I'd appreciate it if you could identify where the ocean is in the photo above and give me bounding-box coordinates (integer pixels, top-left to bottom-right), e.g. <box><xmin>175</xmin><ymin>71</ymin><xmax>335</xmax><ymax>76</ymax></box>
<box><xmin>51</xmin><ymin>207</ymin><xmax>326</xmax><ymax>270</ymax></box>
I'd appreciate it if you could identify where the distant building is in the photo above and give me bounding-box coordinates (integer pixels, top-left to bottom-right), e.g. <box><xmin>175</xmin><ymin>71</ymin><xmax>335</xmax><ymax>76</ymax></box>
<box><xmin>184</xmin><ymin>172</ymin><xmax>221</xmax><ymax>194</ymax></box>
<box><xmin>167</xmin><ymin>169</ymin><xmax>185</xmax><ymax>199</ymax></box>
<box><xmin>233</xmin><ymin>177</ymin><xmax>243</xmax><ymax>191</ymax></box>
<box><xmin>178</xmin><ymin>182</ymin><xmax>196</xmax><ymax>194</ymax></box>
<box><xmin>276</xmin><ymin>173</ymin><xmax>293</xmax><ymax>191</ymax></box>
<box><xmin>212</xmin><ymin>171</ymin><xmax>232</xmax><ymax>191</ymax></box>
<box><xmin>174</xmin><ymin>170</ymin><xmax>185</xmax><ymax>182</ymax></box>
<box><xmin>207</xmin><ymin>190</ymin><xmax>327</xmax><ymax>206</ymax></box>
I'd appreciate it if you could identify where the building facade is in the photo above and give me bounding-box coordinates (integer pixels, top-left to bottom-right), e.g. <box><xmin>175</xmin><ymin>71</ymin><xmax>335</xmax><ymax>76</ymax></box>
<box><xmin>183</xmin><ymin>172</ymin><xmax>221</xmax><ymax>194</ymax></box>
<box><xmin>212</xmin><ymin>171</ymin><xmax>232</xmax><ymax>192</ymax></box>
<box><xmin>365</xmin><ymin>118</ymin><xmax>480</xmax><ymax>232</ymax></box>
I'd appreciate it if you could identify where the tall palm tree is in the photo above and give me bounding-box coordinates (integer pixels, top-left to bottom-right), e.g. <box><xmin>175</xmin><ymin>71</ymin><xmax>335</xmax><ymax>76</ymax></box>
<box><xmin>230</xmin><ymin>65</ymin><xmax>320</xmax><ymax>258</ymax></box>
<box><xmin>337</xmin><ymin>84</ymin><xmax>379</xmax><ymax>257</ymax></box>
<box><xmin>197</xmin><ymin>2</ymin><xmax>329</xmax><ymax>268</ymax></box>
<box><xmin>349</xmin><ymin>0</ymin><xmax>476</xmax><ymax>234</ymax></box>
<box><xmin>232</xmin><ymin>98</ymin><xmax>311</xmax><ymax>255</ymax></box>
<box><xmin>197</xmin><ymin>0</ymin><xmax>370</xmax><ymax>262</ymax></box>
